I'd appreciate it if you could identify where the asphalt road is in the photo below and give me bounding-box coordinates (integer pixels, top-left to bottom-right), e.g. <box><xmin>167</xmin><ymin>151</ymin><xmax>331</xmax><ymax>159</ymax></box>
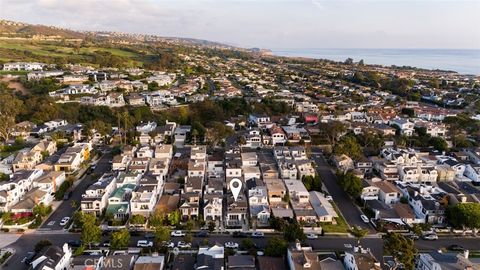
<box><xmin>6</xmin><ymin>229</ymin><xmax>480</xmax><ymax>270</ymax></box>
<box><xmin>311</xmin><ymin>151</ymin><xmax>372</xmax><ymax>231</ymax></box>
<box><xmin>39</xmin><ymin>153</ymin><xmax>112</xmax><ymax>231</ymax></box>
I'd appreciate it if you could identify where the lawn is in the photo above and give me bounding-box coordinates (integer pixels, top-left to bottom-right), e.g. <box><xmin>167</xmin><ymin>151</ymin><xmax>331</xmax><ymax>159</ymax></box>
<box><xmin>321</xmin><ymin>204</ymin><xmax>350</xmax><ymax>233</ymax></box>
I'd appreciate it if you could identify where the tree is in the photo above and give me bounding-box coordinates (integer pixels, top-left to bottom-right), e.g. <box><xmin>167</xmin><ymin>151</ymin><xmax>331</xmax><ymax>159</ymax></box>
<box><xmin>446</xmin><ymin>203</ymin><xmax>480</xmax><ymax>233</ymax></box>
<box><xmin>264</xmin><ymin>237</ymin><xmax>288</xmax><ymax>257</ymax></box>
<box><xmin>302</xmin><ymin>175</ymin><xmax>322</xmax><ymax>192</ymax></box>
<box><xmin>384</xmin><ymin>232</ymin><xmax>417</xmax><ymax>270</ymax></box>
<box><xmin>334</xmin><ymin>135</ymin><xmax>362</xmax><ymax>160</ymax></box>
<box><xmin>167</xmin><ymin>210</ymin><xmax>180</xmax><ymax>226</ymax></box>
<box><xmin>0</xmin><ymin>86</ymin><xmax>23</xmax><ymax>142</ymax></box>
<box><xmin>208</xmin><ymin>221</ymin><xmax>216</xmax><ymax>232</ymax></box>
<box><xmin>110</xmin><ymin>229</ymin><xmax>130</xmax><ymax>249</ymax></box>
<box><xmin>130</xmin><ymin>214</ymin><xmax>146</xmax><ymax>225</ymax></box>
<box><xmin>80</xmin><ymin>213</ymin><xmax>101</xmax><ymax>248</ymax></box>
<box><xmin>429</xmin><ymin>137</ymin><xmax>448</xmax><ymax>152</ymax></box>
<box><xmin>154</xmin><ymin>226</ymin><xmax>171</xmax><ymax>247</ymax></box>
<box><xmin>191</xmin><ymin>128</ymin><xmax>199</xmax><ymax>145</ymax></box>
<box><xmin>270</xmin><ymin>217</ymin><xmax>287</xmax><ymax>231</ymax></box>
<box><xmin>284</xmin><ymin>221</ymin><xmax>306</xmax><ymax>242</ymax></box>
<box><xmin>337</xmin><ymin>171</ymin><xmax>363</xmax><ymax>198</ymax></box>
<box><xmin>34</xmin><ymin>239</ymin><xmax>52</xmax><ymax>253</ymax></box>
<box><xmin>33</xmin><ymin>203</ymin><xmax>52</xmax><ymax>217</ymax></box>
<box><xmin>350</xmin><ymin>226</ymin><xmax>368</xmax><ymax>244</ymax></box>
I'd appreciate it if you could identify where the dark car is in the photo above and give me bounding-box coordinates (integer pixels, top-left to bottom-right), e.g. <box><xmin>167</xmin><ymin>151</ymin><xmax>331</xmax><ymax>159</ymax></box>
<box><xmin>196</xmin><ymin>231</ymin><xmax>209</xmax><ymax>237</ymax></box>
<box><xmin>232</xmin><ymin>231</ymin><xmax>248</xmax><ymax>238</ymax></box>
<box><xmin>448</xmin><ymin>245</ymin><xmax>465</xmax><ymax>252</ymax></box>
<box><xmin>145</xmin><ymin>232</ymin><xmax>155</xmax><ymax>239</ymax></box>
<box><xmin>22</xmin><ymin>252</ymin><xmax>36</xmax><ymax>264</ymax></box>
<box><xmin>67</xmin><ymin>240</ymin><xmax>82</xmax><ymax>247</ymax></box>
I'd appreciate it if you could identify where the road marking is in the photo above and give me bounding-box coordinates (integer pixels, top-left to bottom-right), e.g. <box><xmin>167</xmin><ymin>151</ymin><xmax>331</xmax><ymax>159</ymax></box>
<box><xmin>344</xmin><ymin>244</ymin><xmax>352</xmax><ymax>248</ymax></box>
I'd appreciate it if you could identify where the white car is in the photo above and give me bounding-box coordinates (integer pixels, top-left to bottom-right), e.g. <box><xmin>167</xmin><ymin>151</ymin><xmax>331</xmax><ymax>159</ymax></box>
<box><xmin>171</xmin><ymin>230</ymin><xmax>186</xmax><ymax>237</ymax></box>
<box><xmin>224</xmin><ymin>242</ymin><xmax>239</xmax><ymax>249</ymax></box>
<box><xmin>137</xmin><ymin>240</ymin><xmax>153</xmax><ymax>247</ymax></box>
<box><xmin>422</xmin><ymin>233</ymin><xmax>438</xmax><ymax>240</ymax></box>
<box><xmin>360</xmin><ymin>215</ymin><xmax>369</xmax><ymax>223</ymax></box>
<box><xmin>251</xmin><ymin>231</ymin><xmax>264</xmax><ymax>238</ymax></box>
<box><xmin>60</xmin><ymin>217</ymin><xmax>70</xmax><ymax>226</ymax></box>
<box><xmin>177</xmin><ymin>241</ymin><xmax>191</xmax><ymax>249</ymax></box>
<box><xmin>306</xmin><ymin>233</ymin><xmax>318</xmax><ymax>239</ymax></box>
<box><xmin>163</xmin><ymin>241</ymin><xmax>175</xmax><ymax>248</ymax></box>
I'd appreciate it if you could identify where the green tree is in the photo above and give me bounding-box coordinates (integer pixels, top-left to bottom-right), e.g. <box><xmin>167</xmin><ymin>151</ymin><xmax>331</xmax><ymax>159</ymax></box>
<box><xmin>168</xmin><ymin>210</ymin><xmax>180</xmax><ymax>226</ymax></box>
<box><xmin>130</xmin><ymin>214</ymin><xmax>146</xmax><ymax>225</ymax></box>
<box><xmin>80</xmin><ymin>213</ymin><xmax>101</xmax><ymax>248</ymax></box>
<box><xmin>429</xmin><ymin>137</ymin><xmax>448</xmax><ymax>152</ymax></box>
<box><xmin>33</xmin><ymin>203</ymin><xmax>52</xmax><ymax>217</ymax></box>
<box><xmin>0</xmin><ymin>85</ymin><xmax>23</xmax><ymax>142</ymax></box>
<box><xmin>350</xmin><ymin>226</ymin><xmax>368</xmax><ymax>244</ymax></box>
<box><xmin>334</xmin><ymin>135</ymin><xmax>362</xmax><ymax>160</ymax></box>
<box><xmin>284</xmin><ymin>221</ymin><xmax>306</xmax><ymax>242</ymax></box>
<box><xmin>264</xmin><ymin>237</ymin><xmax>288</xmax><ymax>257</ymax></box>
<box><xmin>208</xmin><ymin>221</ymin><xmax>216</xmax><ymax>232</ymax></box>
<box><xmin>384</xmin><ymin>232</ymin><xmax>417</xmax><ymax>270</ymax></box>
<box><xmin>34</xmin><ymin>239</ymin><xmax>52</xmax><ymax>253</ymax></box>
<box><xmin>154</xmin><ymin>226</ymin><xmax>171</xmax><ymax>247</ymax></box>
<box><xmin>446</xmin><ymin>203</ymin><xmax>480</xmax><ymax>232</ymax></box>
<box><xmin>110</xmin><ymin>229</ymin><xmax>130</xmax><ymax>249</ymax></box>
<box><xmin>337</xmin><ymin>171</ymin><xmax>363</xmax><ymax>198</ymax></box>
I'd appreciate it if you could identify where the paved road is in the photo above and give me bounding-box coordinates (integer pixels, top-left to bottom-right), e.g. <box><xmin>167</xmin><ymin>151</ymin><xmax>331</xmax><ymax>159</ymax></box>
<box><xmin>7</xmin><ymin>229</ymin><xmax>480</xmax><ymax>270</ymax></box>
<box><xmin>40</xmin><ymin>153</ymin><xmax>112</xmax><ymax>231</ymax></box>
<box><xmin>311</xmin><ymin>151</ymin><xmax>372</xmax><ymax>231</ymax></box>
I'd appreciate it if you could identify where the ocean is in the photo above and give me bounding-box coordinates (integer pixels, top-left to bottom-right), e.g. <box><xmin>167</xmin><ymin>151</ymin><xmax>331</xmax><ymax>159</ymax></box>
<box><xmin>271</xmin><ymin>48</ymin><xmax>480</xmax><ymax>75</ymax></box>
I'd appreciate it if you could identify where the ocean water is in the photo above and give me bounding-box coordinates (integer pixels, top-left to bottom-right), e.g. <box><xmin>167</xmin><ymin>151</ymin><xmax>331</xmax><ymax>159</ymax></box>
<box><xmin>272</xmin><ymin>48</ymin><xmax>480</xmax><ymax>75</ymax></box>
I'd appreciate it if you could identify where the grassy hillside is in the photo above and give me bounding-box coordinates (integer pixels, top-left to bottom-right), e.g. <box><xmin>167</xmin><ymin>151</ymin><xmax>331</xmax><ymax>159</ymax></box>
<box><xmin>0</xmin><ymin>39</ymin><xmax>149</xmax><ymax>67</ymax></box>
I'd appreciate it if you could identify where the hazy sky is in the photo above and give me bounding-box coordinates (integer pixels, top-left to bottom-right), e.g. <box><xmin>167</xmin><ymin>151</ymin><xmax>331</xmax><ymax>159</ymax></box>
<box><xmin>1</xmin><ymin>0</ymin><xmax>479</xmax><ymax>49</ymax></box>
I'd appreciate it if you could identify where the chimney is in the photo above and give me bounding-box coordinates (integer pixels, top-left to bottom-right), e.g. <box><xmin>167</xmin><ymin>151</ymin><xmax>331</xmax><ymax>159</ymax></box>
<box><xmin>464</xmin><ymin>250</ymin><xmax>469</xmax><ymax>259</ymax></box>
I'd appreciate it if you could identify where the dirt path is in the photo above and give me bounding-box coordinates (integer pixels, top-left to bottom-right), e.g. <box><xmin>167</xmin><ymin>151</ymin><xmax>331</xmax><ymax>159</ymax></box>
<box><xmin>0</xmin><ymin>76</ymin><xmax>28</xmax><ymax>94</ymax></box>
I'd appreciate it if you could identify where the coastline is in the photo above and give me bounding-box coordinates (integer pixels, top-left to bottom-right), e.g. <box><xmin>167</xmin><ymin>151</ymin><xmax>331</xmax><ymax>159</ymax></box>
<box><xmin>270</xmin><ymin>48</ymin><xmax>480</xmax><ymax>76</ymax></box>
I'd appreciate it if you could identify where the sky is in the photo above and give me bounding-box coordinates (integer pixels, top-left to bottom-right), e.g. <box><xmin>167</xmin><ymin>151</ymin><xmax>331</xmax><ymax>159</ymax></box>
<box><xmin>0</xmin><ymin>0</ymin><xmax>479</xmax><ymax>49</ymax></box>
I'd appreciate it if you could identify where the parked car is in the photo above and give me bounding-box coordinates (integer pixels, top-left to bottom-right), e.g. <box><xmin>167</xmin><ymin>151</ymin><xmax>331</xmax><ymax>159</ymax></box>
<box><xmin>306</xmin><ymin>233</ymin><xmax>318</xmax><ymax>239</ymax></box>
<box><xmin>177</xmin><ymin>241</ymin><xmax>191</xmax><ymax>249</ymax></box>
<box><xmin>67</xmin><ymin>240</ymin><xmax>82</xmax><ymax>247</ymax></box>
<box><xmin>422</xmin><ymin>233</ymin><xmax>438</xmax><ymax>240</ymax></box>
<box><xmin>137</xmin><ymin>240</ymin><xmax>153</xmax><ymax>247</ymax></box>
<box><xmin>171</xmin><ymin>230</ymin><xmax>185</xmax><ymax>237</ymax></box>
<box><xmin>251</xmin><ymin>231</ymin><xmax>264</xmax><ymax>238</ymax></box>
<box><xmin>144</xmin><ymin>232</ymin><xmax>155</xmax><ymax>239</ymax></box>
<box><xmin>232</xmin><ymin>231</ymin><xmax>248</xmax><ymax>238</ymax></box>
<box><xmin>163</xmin><ymin>241</ymin><xmax>175</xmax><ymax>248</ymax></box>
<box><xmin>448</xmin><ymin>244</ymin><xmax>465</xmax><ymax>252</ymax></box>
<box><xmin>22</xmin><ymin>252</ymin><xmax>36</xmax><ymax>264</ymax></box>
<box><xmin>102</xmin><ymin>240</ymin><xmax>111</xmax><ymax>247</ymax></box>
<box><xmin>59</xmin><ymin>217</ymin><xmax>70</xmax><ymax>226</ymax></box>
<box><xmin>224</xmin><ymin>242</ymin><xmax>239</xmax><ymax>249</ymax></box>
<box><xmin>196</xmin><ymin>231</ymin><xmax>209</xmax><ymax>237</ymax></box>
<box><xmin>360</xmin><ymin>215</ymin><xmax>369</xmax><ymax>223</ymax></box>
<box><xmin>406</xmin><ymin>234</ymin><xmax>419</xmax><ymax>240</ymax></box>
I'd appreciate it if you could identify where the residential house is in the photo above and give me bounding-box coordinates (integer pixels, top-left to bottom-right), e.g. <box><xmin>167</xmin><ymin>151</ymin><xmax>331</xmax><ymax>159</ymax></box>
<box><xmin>333</xmin><ymin>154</ymin><xmax>354</xmax><ymax>172</ymax></box>
<box><xmin>81</xmin><ymin>173</ymin><xmax>117</xmax><ymax>216</ymax></box>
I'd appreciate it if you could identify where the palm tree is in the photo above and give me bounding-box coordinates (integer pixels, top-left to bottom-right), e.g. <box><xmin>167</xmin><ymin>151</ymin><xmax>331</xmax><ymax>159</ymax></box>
<box><xmin>191</xmin><ymin>129</ymin><xmax>199</xmax><ymax>145</ymax></box>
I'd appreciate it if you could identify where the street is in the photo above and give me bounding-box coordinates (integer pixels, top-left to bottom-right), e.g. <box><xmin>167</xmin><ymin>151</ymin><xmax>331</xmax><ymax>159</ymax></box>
<box><xmin>5</xmin><ymin>228</ymin><xmax>480</xmax><ymax>270</ymax></box>
<box><xmin>39</xmin><ymin>153</ymin><xmax>112</xmax><ymax>231</ymax></box>
<box><xmin>311</xmin><ymin>150</ymin><xmax>372</xmax><ymax>231</ymax></box>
